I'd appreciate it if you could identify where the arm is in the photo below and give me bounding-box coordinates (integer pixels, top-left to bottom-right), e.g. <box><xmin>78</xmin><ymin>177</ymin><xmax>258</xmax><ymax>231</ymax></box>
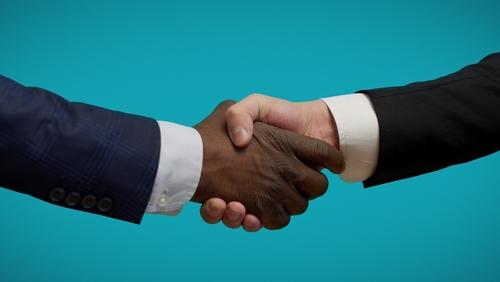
<box><xmin>0</xmin><ymin>76</ymin><xmax>341</xmax><ymax>228</ymax></box>
<box><xmin>205</xmin><ymin>53</ymin><xmax>500</xmax><ymax>230</ymax></box>
<box><xmin>361</xmin><ymin>53</ymin><xmax>500</xmax><ymax>186</ymax></box>
<box><xmin>0</xmin><ymin>75</ymin><xmax>160</xmax><ymax>223</ymax></box>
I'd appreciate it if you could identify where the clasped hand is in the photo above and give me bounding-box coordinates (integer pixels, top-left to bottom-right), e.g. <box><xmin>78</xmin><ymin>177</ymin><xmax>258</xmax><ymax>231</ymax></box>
<box><xmin>191</xmin><ymin>98</ymin><xmax>344</xmax><ymax>231</ymax></box>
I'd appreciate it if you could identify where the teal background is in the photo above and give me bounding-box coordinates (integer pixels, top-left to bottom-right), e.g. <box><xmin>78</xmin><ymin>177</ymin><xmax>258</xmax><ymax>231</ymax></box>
<box><xmin>0</xmin><ymin>0</ymin><xmax>499</xmax><ymax>281</ymax></box>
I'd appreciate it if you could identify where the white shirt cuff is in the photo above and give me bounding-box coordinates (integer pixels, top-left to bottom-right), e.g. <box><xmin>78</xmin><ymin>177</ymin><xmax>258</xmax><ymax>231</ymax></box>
<box><xmin>146</xmin><ymin>121</ymin><xmax>203</xmax><ymax>215</ymax></box>
<box><xmin>322</xmin><ymin>94</ymin><xmax>380</xmax><ymax>182</ymax></box>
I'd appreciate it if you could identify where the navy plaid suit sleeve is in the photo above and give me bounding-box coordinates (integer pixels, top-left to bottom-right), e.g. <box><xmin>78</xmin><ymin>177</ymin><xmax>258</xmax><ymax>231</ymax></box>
<box><xmin>0</xmin><ymin>75</ymin><xmax>161</xmax><ymax>223</ymax></box>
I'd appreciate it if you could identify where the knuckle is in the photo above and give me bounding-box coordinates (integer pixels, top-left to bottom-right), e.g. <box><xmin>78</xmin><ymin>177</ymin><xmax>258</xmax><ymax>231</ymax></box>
<box><xmin>224</xmin><ymin>105</ymin><xmax>240</xmax><ymax>119</ymax></box>
<box><xmin>217</xmin><ymin>100</ymin><xmax>236</xmax><ymax>110</ymax></box>
<box><xmin>274</xmin><ymin>159</ymin><xmax>294</xmax><ymax>178</ymax></box>
<box><xmin>248</xmin><ymin>93</ymin><xmax>265</xmax><ymax>100</ymax></box>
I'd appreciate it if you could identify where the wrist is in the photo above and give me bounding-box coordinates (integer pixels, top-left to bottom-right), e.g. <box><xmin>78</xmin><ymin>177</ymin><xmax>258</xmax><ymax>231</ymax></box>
<box><xmin>321</xmin><ymin>94</ymin><xmax>380</xmax><ymax>181</ymax></box>
<box><xmin>147</xmin><ymin>121</ymin><xmax>203</xmax><ymax>213</ymax></box>
<box><xmin>303</xmin><ymin>100</ymin><xmax>340</xmax><ymax>150</ymax></box>
<box><xmin>191</xmin><ymin>126</ymin><xmax>207</xmax><ymax>203</ymax></box>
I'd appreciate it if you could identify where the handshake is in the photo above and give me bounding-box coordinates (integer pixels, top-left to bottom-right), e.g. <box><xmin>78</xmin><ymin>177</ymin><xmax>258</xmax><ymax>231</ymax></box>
<box><xmin>1</xmin><ymin>54</ymin><xmax>497</xmax><ymax>230</ymax></box>
<box><xmin>189</xmin><ymin>95</ymin><xmax>344</xmax><ymax>231</ymax></box>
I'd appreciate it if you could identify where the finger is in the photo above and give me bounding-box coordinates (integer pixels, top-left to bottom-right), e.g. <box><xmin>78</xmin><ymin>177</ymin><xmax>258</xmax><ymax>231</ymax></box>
<box><xmin>200</xmin><ymin>198</ymin><xmax>227</xmax><ymax>224</ymax></box>
<box><xmin>225</xmin><ymin>93</ymin><xmax>275</xmax><ymax>147</ymax></box>
<box><xmin>287</xmin><ymin>133</ymin><xmax>345</xmax><ymax>174</ymax></box>
<box><xmin>222</xmin><ymin>202</ymin><xmax>246</xmax><ymax>228</ymax></box>
<box><xmin>261</xmin><ymin>204</ymin><xmax>291</xmax><ymax>230</ymax></box>
<box><xmin>242</xmin><ymin>214</ymin><xmax>262</xmax><ymax>232</ymax></box>
<box><xmin>294</xmin><ymin>165</ymin><xmax>329</xmax><ymax>199</ymax></box>
<box><xmin>281</xmin><ymin>184</ymin><xmax>309</xmax><ymax>215</ymax></box>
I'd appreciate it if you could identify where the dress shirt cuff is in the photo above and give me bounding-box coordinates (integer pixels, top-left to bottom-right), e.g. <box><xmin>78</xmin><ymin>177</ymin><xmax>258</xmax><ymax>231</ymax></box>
<box><xmin>322</xmin><ymin>94</ymin><xmax>379</xmax><ymax>182</ymax></box>
<box><xmin>146</xmin><ymin>121</ymin><xmax>203</xmax><ymax>215</ymax></box>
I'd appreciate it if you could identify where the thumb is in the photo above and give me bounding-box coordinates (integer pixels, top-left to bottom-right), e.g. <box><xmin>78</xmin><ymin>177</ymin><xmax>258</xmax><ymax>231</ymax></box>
<box><xmin>285</xmin><ymin>130</ymin><xmax>345</xmax><ymax>174</ymax></box>
<box><xmin>225</xmin><ymin>94</ymin><xmax>273</xmax><ymax>147</ymax></box>
<box><xmin>225</xmin><ymin>105</ymin><xmax>254</xmax><ymax>147</ymax></box>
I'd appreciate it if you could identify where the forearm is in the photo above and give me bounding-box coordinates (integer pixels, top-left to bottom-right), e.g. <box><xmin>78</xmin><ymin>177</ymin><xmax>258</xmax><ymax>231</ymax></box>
<box><xmin>0</xmin><ymin>75</ymin><xmax>161</xmax><ymax>223</ymax></box>
<box><xmin>362</xmin><ymin>53</ymin><xmax>500</xmax><ymax>186</ymax></box>
<box><xmin>323</xmin><ymin>53</ymin><xmax>500</xmax><ymax>187</ymax></box>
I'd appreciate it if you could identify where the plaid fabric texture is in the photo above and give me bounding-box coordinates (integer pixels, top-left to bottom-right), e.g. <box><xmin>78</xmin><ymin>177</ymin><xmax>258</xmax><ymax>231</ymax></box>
<box><xmin>0</xmin><ymin>75</ymin><xmax>160</xmax><ymax>223</ymax></box>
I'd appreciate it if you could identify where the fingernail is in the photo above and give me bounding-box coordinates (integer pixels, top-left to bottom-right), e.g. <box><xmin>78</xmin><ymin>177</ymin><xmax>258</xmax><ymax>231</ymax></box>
<box><xmin>231</xmin><ymin>128</ymin><xmax>248</xmax><ymax>144</ymax></box>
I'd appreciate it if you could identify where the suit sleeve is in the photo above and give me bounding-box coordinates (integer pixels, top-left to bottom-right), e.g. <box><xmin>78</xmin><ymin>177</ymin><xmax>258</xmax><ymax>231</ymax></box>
<box><xmin>0</xmin><ymin>75</ymin><xmax>160</xmax><ymax>223</ymax></box>
<box><xmin>362</xmin><ymin>53</ymin><xmax>500</xmax><ymax>187</ymax></box>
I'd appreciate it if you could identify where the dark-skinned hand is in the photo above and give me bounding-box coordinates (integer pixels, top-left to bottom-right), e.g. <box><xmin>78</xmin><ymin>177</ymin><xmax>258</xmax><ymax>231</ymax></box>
<box><xmin>191</xmin><ymin>101</ymin><xmax>344</xmax><ymax>230</ymax></box>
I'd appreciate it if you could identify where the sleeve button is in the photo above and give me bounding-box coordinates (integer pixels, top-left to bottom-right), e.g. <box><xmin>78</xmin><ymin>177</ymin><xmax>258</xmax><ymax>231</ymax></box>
<box><xmin>81</xmin><ymin>195</ymin><xmax>97</xmax><ymax>209</ymax></box>
<box><xmin>65</xmin><ymin>192</ymin><xmax>81</xmax><ymax>206</ymax></box>
<box><xmin>97</xmin><ymin>197</ymin><xmax>113</xmax><ymax>212</ymax></box>
<box><xmin>49</xmin><ymin>188</ymin><xmax>66</xmax><ymax>203</ymax></box>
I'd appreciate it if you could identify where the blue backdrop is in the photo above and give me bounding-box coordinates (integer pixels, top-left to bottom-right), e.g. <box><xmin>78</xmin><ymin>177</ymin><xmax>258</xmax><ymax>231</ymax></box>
<box><xmin>1</xmin><ymin>1</ymin><xmax>499</xmax><ymax>281</ymax></box>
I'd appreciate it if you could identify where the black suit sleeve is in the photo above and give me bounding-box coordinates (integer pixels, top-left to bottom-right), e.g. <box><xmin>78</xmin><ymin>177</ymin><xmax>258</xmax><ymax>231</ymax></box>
<box><xmin>362</xmin><ymin>53</ymin><xmax>500</xmax><ymax>187</ymax></box>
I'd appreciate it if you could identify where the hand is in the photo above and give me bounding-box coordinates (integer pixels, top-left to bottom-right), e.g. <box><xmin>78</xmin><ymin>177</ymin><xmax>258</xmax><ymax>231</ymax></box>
<box><xmin>201</xmin><ymin>94</ymin><xmax>339</xmax><ymax>231</ymax></box>
<box><xmin>226</xmin><ymin>94</ymin><xmax>338</xmax><ymax>148</ymax></box>
<box><xmin>192</xmin><ymin>101</ymin><xmax>343</xmax><ymax>230</ymax></box>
